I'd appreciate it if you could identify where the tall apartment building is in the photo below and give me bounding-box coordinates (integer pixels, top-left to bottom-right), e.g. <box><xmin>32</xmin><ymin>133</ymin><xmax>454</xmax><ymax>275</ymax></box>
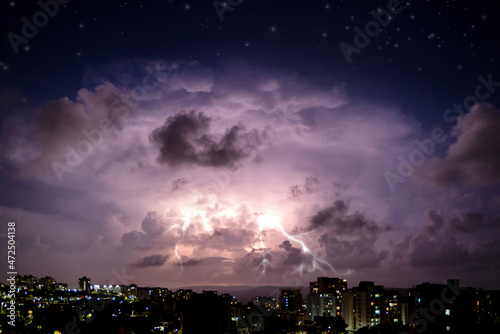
<box><xmin>306</xmin><ymin>293</ymin><xmax>336</xmax><ymax>321</ymax></box>
<box><xmin>308</xmin><ymin>277</ymin><xmax>348</xmax><ymax>319</ymax></box>
<box><xmin>408</xmin><ymin>280</ymin><xmax>476</xmax><ymax>334</ymax></box>
<box><xmin>279</xmin><ymin>288</ymin><xmax>303</xmax><ymax>313</ymax></box>
<box><xmin>78</xmin><ymin>276</ymin><xmax>91</xmax><ymax>291</ymax></box>
<box><xmin>342</xmin><ymin>281</ymin><xmax>402</xmax><ymax>332</ymax></box>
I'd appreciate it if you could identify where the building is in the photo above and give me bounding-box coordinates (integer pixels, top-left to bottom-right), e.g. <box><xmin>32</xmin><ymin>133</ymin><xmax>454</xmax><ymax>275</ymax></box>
<box><xmin>309</xmin><ymin>277</ymin><xmax>347</xmax><ymax>318</ymax></box>
<box><xmin>181</xmin><ymin>290</ymin><xmax>232</xmax><ymax>334</ymax></box>
<box><xmin>279</xmin><ymin>288</ymin><xmax>303</xmax><ymax>313</ymax></box>
<box><xmin>78</xmin><ymin>276</ymin><xmax>91</xmax><ymax>291</ymax></box>
<box><xmin>38</xmin><ymin>276</ymin><xmax>56</xmax><ymax>290</ymax></box>
<box><xmin>408</xmin><ymin>279</ymin><xmax>476</xmax><ymax>334</ymax></box>
<box><xmin>306</xmin><ymin>293</ymin><xmax>336</xmax><ymax>321</ymax></box>
<box><xmin>136</xmin><ymin>287</ymin><xmax>168</xmax><ymax>300</ymax></box>
<box><xmin>310</xmin><ymin>277</ymin><xmax>348</xmax><ymax>296</ymax></box>
<box><xmin>15</xmin><ymin>275</ymin><xmax>38</xmax><ymax>290</ymax></box>
<box><xmin>476</xmin><ymin>289</ymin><xmax>500</xmax><ymax>332</ymax></box>
<box><xmin>341</xmin><ymin>281</ymin><xmax>402</xmax><ymax>332</ymax></box>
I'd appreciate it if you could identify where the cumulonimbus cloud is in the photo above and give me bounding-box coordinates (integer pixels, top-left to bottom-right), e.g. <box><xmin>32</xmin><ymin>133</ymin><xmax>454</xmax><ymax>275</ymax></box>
<box><xmin>150</xmin><ymin>110</ymin><xmax>250</xmax><ymax>168</ymax></box>
<box><xmin>422</xmin><ymin>103</ymin><xmax>500</xmax><ymax>188</ymax></box>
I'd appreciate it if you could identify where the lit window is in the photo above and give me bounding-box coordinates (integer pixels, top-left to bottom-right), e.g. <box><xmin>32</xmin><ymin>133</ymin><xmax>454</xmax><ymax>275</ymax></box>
<box><xmin>445</xmin><ymin>309</ymin><xmax>450</xmax><ymax>316</ymax></box>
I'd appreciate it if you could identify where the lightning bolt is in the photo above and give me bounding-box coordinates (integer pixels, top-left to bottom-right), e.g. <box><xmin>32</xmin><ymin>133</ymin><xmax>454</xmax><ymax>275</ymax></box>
<box><xmin>257</xmin><ymin>214</ymin><xmax>335</xmax><ymax>278</ymax></box>
<box><xmin>165</xmin><ymin>208</ymin><xmax>237</xmax><ymax>271</ymax></box>
<box><xmin>164</xmin><ymin>208</ymin><xmax>335</xmax><ymax>280</ymax></box>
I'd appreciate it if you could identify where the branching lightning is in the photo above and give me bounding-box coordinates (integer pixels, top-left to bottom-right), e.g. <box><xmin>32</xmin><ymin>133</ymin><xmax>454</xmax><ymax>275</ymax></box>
<box><xmin>165</xmin><ymin>208</ymin><xmax>238</xmax><ymax>271</ymax></box>
<box><xmin>256</xmin><ymin>213</ymin><xmax>335</xmax><ymax>279</ymax></box>
<box><xmin>164</xmin><ymin>208</ymin><xmax>335</xmax><ymax>280</ymax></box>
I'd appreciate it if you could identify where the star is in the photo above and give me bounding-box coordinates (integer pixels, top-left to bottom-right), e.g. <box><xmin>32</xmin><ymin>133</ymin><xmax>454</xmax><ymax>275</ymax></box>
<box><xmin>270</xmin><ymin>26</ymin><xmax>277</xmax><ymax>33</ymax></box>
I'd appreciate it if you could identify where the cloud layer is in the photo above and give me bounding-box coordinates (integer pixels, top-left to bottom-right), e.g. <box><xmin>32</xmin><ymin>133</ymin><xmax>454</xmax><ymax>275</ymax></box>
<box><xmin>0</xmin><ymin>60</ymin><xmax>499</xmax><ymax>289</ymax></box>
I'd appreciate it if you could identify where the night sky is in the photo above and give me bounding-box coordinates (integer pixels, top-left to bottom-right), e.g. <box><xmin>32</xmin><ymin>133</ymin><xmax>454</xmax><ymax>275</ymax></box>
<box><xmin>1</xmin><ymin>0</ymin><xmax>499</xmax><ymax>290</ymax></box>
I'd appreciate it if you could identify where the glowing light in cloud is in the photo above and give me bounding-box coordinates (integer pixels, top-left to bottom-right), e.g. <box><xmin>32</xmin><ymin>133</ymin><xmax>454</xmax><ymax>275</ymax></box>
<box><xmin>256</xmin><ymin>213</ymin><xmax>336</xmax><ymax>278</ymax></box>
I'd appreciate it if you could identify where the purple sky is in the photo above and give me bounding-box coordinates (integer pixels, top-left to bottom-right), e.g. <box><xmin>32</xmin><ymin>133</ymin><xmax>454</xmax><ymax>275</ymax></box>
<box><xmin>1</xmin><ymin>60</ymin><xmax>499</xmax><ymax>290</ymax></box>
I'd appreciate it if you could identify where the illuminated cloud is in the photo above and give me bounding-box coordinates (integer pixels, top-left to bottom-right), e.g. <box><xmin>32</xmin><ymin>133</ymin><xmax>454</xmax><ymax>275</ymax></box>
<box><xmin>0</xmin><ymin>60</ymin><xmax>499</xmax><ymax>289</ymax></box>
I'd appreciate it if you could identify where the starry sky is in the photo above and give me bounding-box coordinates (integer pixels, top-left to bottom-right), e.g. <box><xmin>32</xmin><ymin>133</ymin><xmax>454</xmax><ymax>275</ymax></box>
<box><xmin>1</xmin><ymin>0</ymin><xmax>500</xmax><ymax>290</ymax></box>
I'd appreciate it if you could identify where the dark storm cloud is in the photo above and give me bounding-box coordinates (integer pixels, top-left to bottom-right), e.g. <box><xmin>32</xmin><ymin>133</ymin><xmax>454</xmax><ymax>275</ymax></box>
<box><xmin>423</xmin><ymin>209</ymin><xmax>445</xmax><ymax>236</ymax></box>
<box><xmin>390</xmin><ymin>209</ymin><xmax>498</xmax><ymax>271</ymax></box>
<box><xmin>309</xmin><ymin>200</ymin><xmax>390</xmax><ymax>235</ymax></box>
<box><xmin>450</xmin><ymin>211</ymin><xmax>484</xmax><ymax>233</ymax></box>
<box><xmin>469</xmin><ymin>241</ymin><xmax>500</xmax><ymax>268</ymax></box>
<box><xmin>423</xmin><ymin>103</ymin><xmax>500</xmax><ymax>188</ymax></box>
<box><xmin>234</xmin><ymin>249</ymin><xmax>271</xmax><ymax>275</ymax></box>
<box><xmin>135</xmin><ymin>254</ymin><xmax>169</xmax><ymax>267</ymax></box>
<box><xmin>24</xmin><ymin>98</ymin><xmax>91</xmax><ymax>174</ymax></box>
<box><xmin>279</xmin><ymin>240</ymin><xmax>293</xmax><ymax>251</ymax></box>
<box><xmin>310</xmin><ymin>200</ymin><xmax>348</xmax><ymax>229</ymax></box>
<box><xmin>0</xmin><ymin>83</ymin><xmax>132</xmax><ymax>178</ymax></box>
<box><xmin>279</xmin><ymin>240</ymin><xmax>307</xmax><ymax>265</ymax></box>
<box><xmin>178</xmin><ymin>259</ymin><xmax>201</xmax><ymax>267</ymax></box>
<box><xmin>406</xmin><ymin>234</ymin><xmax>468</xmax><ymax>267</ymax></box>
<box><xmin>318</xmin><ymin>234</ymin><xmax>389</xmax><ymax>269</ymax></box>
<box><xmin>150</xmin><ymin>110</ymin><xmax>249</xmax><ymax>168</ymax></box>
<box><xmin>422</xmin><ymin>209</ymin><xmax>485</xmax><ymax>236</ymax></box>
<box><xmin>310</xmin><ymin>200</ymin><xmax>391</xmax><ymax>269</ymax></box>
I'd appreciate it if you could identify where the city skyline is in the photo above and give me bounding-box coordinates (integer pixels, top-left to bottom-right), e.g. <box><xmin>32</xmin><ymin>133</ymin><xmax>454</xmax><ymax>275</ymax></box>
<box><xmin>1</xmin><ymin>0</ymin><xmax>500</xmax><ymax>292</ymax></box>
<box><xmin>3</xmin><ymin>273</ymin><xmax>493</xmax><ymax>295</ymax></box>
<box><xmin>6</xmin><ymin>274</ymin><xmax>498</xmax><ymax>333</ymax></box>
